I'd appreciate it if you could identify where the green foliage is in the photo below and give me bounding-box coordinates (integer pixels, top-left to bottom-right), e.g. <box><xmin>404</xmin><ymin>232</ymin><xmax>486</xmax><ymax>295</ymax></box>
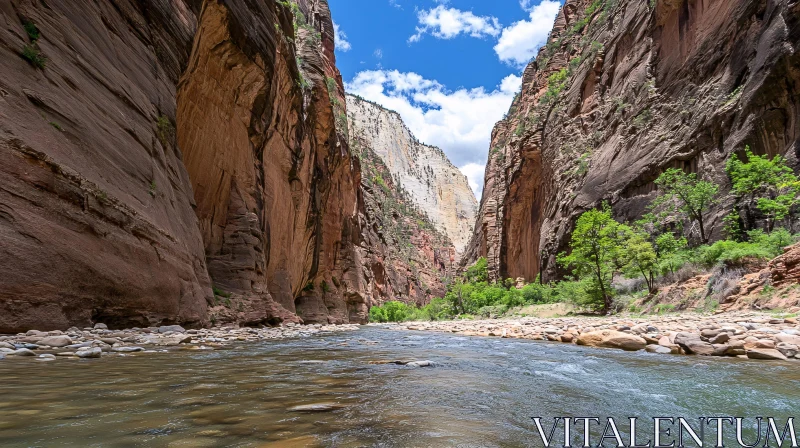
<box><xmin>156</xmin><ymin>115</ymin><xmax>174</xmax><ymax>147</ymax></box>
<box><xmin>698</xmin><ymin>228</ymin><xmax>797</xmax><ymax>266</ymax></box>
<box><xmin>23</xmin><ymin>20</ymin><xmax>40</xmax><ymax>41</ymax></box>
<box><xmin>369</xmin><ymin>301</ymin><xmax>415</xmax><ymax>323</ymax></box>
<box><xmin>541</xmin><ymin>68</ymin><xmax>569</xmax><ymax>105</ymax></box>
<box><xmin>321</xmin><ymin>280</ymin><xmax>330</xmax><ymax>293</ymax></box>
<box><xmin>650</xmin><ymin>168</ymin><xmax>719</xmax><ymax>244</ymax></box>
<box><xmin>212</xmin><ymin>287</ymin><xmax>231</xmax><ymax>299</ymax></box>
<box><xmin>148</xmin><ymin>180</ymin><xmax>157</xmax><ymax>198</ymax></box>
<box><xmin>49</xmin><ymin>122</ymin><xmax>63</xmax><ymax>131</ymax></box>
<box><xmin>558</xmin><ymin>204</ymin><xmax>630</xmax><ymax>313</ymax></box>
<box><xmin>726</xmin><ymin>146</ymin><xmax>799</xmax><ymax>232</ymax></box>
<box><xmin>22</xmin><ymin>44</ymin><xmax>46</xmax><ymax>69</ymax></box>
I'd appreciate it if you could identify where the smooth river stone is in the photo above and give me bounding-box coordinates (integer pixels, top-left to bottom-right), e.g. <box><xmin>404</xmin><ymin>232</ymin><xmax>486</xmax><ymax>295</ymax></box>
<box><xmin>287</xmin><ymin>403</ymin><xmax>343</xmax><ymax>412</ymax></box>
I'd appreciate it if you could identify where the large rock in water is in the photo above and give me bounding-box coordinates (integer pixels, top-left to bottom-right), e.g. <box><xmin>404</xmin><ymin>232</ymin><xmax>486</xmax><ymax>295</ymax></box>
<box><xmin>0</xmin><ymin>0</ymin><xmax>370</xmax><ymax>331</ymax></box>
<box><xmin>576</xmin><ymin>330</ymin><xmax>646</xmax><ymax>351</ymax></box>
<box><xmin>462</xmin><ymin>0</ymin><xmax>800</xmax><ymax>284</ymax></box>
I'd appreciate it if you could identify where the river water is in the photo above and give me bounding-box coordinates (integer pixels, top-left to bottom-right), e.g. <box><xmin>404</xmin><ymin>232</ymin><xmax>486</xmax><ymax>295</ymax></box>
<box><xmin>0</xmin><ymin>327</ymin><xmax>797</xmax><ymax>447</ymax></box>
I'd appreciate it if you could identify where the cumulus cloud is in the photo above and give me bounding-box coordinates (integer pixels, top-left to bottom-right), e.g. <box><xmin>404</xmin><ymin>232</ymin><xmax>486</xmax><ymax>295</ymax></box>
<box><xmin>494</xmin><ymin>0</ymin><xmax>562</xmax><ymax>67</ymax></box>
<box><xmin>346</xmin><ymin>71</ymin><xmax>522</xmax><ymax>197</ymax></box>
<box><xmin>459</xmin><ymin>163</ymin><xmax>488</xmax><ymax>197</ymax></box>
<box><xmin>409</xmin><ymin>5</ymin><xmax>501</xmax><ymax>43</ymax></box>
<box><xmin>333</xmin><ymin>22</ymin><xmax>351</xmax><ymax>52</ymax></box>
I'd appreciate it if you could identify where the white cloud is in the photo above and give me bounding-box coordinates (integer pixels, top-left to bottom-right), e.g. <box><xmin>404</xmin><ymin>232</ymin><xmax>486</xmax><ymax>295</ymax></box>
<box><xmin>409</xmin><ymin>5</ymin><xmax>501</xmax><ymax>43</ymax></box>
<box><xmin>459</xmin><ymin>163</ymin><xmax>487</xmax><ymax>197</ymax></box>
<box><xmin>333</xmin><ymin>22</ymin><xmax>351</xmax><ymax>52</ymax></box>
<box><xmin>346</xmin><ymin>71</ymin><xmax>522</xmax><ymax>198</ymax></box>
<box><xmin>374</xmin><ymin>48</ymin><xmax>383</xmax><ymax>59</ymax></box>
<box><xmin>494</xmin><ymin>0</ymin><xmax>561</xmax><ymax>67</ymax></box>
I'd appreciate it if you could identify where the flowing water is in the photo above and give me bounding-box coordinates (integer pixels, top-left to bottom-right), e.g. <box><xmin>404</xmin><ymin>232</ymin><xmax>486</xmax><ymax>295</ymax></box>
<box><xmin>0</xmin><ymin>327</ymin><xmax>798</xmax><ymax>447</ymax></box>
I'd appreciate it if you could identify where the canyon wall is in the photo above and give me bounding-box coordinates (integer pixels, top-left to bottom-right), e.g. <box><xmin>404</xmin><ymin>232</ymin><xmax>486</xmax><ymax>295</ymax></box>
<box><xmin>466</xmin><ymin>0</ymin><xmax>800</xmax><ymax>283</ymax></box>
<box><xmin>0</xmin><ymin>0</ymin><xmax>367</xmax><ymax>332</ymax></box>
<box><xmin>347</xmin><ymin>94</ymin><xmax>478</xmax><ymax>254</ymax></box>
<box><xmin>348</xmin><ymin>98</ymin><xmax>461</xmax><ymax>306</ymax></box>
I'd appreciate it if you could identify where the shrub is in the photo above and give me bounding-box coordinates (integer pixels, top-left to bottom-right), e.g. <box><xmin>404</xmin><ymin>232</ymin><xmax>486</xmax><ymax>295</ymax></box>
<box><xmin>22</xmin><ymin>44</ymin><xmax>46</xmax><ymax>69</ymax></box>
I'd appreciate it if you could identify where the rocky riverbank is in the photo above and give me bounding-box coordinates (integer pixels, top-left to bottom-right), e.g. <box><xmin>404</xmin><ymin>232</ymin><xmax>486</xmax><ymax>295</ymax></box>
<box><xmin>0</xmin><ymin>323</ymin><xmax>359</xmax><ymax>362</ymax></box>
<box><xmin>381</xmin><ymin>311</ymin><xmax>800</xmax><ymax>361</ymax></box>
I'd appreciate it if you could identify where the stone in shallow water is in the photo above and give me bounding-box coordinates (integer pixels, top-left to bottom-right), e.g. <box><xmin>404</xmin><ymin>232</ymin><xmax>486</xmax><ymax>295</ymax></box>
<box><xmin>76</xmin><ymin>348</ymin><xmax>102</xmax><ymax>359</ymax></box>
<box><xmin>746</xmin><ymin>348</ymin><xmax>787</xmax><ymax>360</ymax></box>
<box><xmin>645</xmin><ymin>344</ymin><xmax>673</xmax><ymax>354</ymax></box>
<box><xmin>112</xmin><ymin>346</ymin><xmax>144</xmax><ymax>353</ymax></box>
<box><xmin>287</xmin><ymin>402</ymin><xmax>343</xmax><ymax>412</ymax></box>
<box><xmin>9</xmin><ymin>348</ymin><xmax>36</xmax><ymax>357</ymax></box>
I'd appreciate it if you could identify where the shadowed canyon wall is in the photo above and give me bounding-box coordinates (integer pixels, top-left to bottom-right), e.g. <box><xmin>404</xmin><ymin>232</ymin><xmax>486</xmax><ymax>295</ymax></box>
<box><xmin>465</xmin><ymin>0</ymin><xmax>800</xmax><ymax>283</ymax></box>
<box><xmin>0</xmin><ymin>0</ymin><xmax>368</xmax><ymax>332</ymax></box>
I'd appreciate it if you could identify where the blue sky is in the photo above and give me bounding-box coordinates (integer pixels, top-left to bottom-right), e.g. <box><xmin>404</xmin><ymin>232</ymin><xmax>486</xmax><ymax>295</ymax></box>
<box><xmin>328</xmin><ymin>0</ymin><xmax>563</xmax><ymax>196</ymax></box>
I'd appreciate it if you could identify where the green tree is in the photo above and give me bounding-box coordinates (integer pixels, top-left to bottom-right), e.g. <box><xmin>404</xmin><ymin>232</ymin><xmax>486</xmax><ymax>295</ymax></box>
<box><xmin>650</xmin><ymin>168</ymin><xmax>719</xmax><ymax>244</ymax></box>
<box><xmin>726</xmin><ymin>146</ymin><xmax>799</xmax><ymax>233</ymax></box>
<box><xmin>558</xmin><ymin>204</ymin><xmax>630</xmax><ymax>314</ymax></box>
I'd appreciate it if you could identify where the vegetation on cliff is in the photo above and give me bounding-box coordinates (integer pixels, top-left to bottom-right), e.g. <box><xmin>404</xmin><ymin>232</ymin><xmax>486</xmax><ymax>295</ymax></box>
<box><xmin>370</xmin><ymin>149</ymin><xmax>800</xmax><ymax>321</ymax></box>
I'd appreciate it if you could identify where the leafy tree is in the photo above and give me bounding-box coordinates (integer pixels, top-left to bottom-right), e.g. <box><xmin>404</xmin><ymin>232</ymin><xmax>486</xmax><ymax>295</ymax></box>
<box><xmin>558</xmin><ymin>204</ymin><xmax>630</xmax><ymax>314</ymax></box>
<box><xmin>623</xmin><ymin>230</ymin><xmax>686</xmax><ymax>293</ymax></box>
<box><xmin>650</xmin><ymin>168</ymin><xmax>719</xmax><ymax>244</ymax></box>
<box><xmin>726</xmin><ymin>147</ymin><xmax>799</xmax><ymax>233</ymax></box>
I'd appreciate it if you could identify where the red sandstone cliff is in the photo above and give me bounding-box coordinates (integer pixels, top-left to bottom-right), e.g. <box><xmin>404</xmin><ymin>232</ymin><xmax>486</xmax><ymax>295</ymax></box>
<box><xmin>0</xmin><ymin>0</ymin><xmax>367</xmax><ymax>332</ymax></box>
<box><xmin>465</xmin><ymin>0</ymin><xmax>800</xmax><ymax>283</ymax></box>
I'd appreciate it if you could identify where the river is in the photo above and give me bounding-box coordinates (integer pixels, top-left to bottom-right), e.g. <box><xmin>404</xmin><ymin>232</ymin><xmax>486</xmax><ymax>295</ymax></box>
<box><xmin>0</xmin><ymin>327</ymin><xmax>797</xmax><ymax>447</ymax></box>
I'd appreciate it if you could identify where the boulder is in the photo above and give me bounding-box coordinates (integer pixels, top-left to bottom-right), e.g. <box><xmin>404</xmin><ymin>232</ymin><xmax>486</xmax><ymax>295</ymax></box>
<box><xmin>709</xmin><ymin>333</ymin><xmax>730</xmax><ymax>344</ymax></box>
<box><xmin>645</xmin><ymin>344</ymin><xmax>673</xmax><ymax>354</ymax></box>
<box><xmin>776</xmin><ymin>342</ymin><xmax>798</xmax><ymax>358</ymax></box>
<box><xmin>76</xmin><ymin>347</ymin><xmax>102</xmax><ymax>359</ymax></box>
<box><xmin>158</xmin><ymin>325</ymin><xmax>186</xmax><ymax>334</ymax></box>
<box><xmin>674</xmin><ymin>333</ymin><xmax>715</xmax><ymax>355</ymax></box>
<box><xmin>9</xmin><ymin>348</ymin><xmax>36</xmax><ymax>356</ymax></box>
<box><xmin>775</xmin><ymin>334</ymin><xmax>800</xmax><ymax>346</ymax></box>
<box><xmin>576</xmin><ymin>330</ymin><xmax>646</xmax><ymax>351</ymax></box>
<box><xmin>38</xmin><ymin>336</ymin><xmax>73</xmax><ymax>347</ymax></box>
<box><xmin>746</xmin><ymin>348</ymin><xmax>787</xmax><ymax>361</ymax></box>
<box><xmin>93</xmin><ymin>323</ymin><xmax>109</xmax><ymax>330</ymax></box>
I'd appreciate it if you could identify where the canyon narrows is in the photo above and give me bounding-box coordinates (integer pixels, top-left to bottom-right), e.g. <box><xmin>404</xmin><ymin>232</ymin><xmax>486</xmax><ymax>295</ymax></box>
<box><xmin>0</xmin><ymin>0</ymin><xmax>476</xmax><ymax>332</ymax></box>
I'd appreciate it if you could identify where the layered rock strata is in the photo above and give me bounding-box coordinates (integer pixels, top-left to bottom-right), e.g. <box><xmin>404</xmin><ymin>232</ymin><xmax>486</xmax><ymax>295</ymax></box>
<box><xmin>0</xmin><ymin>0</ymin><xmax>366</xmax><ymax>331</ymax></box>
<box><xmin>347</xmin><ymin>94</ymin><xmax>478</xmax><ymax>254</ymax></box>
<box><xmin>465</xmin><ymin>0</ymin><xmax>800</xmax><ymax>283</ymax></box>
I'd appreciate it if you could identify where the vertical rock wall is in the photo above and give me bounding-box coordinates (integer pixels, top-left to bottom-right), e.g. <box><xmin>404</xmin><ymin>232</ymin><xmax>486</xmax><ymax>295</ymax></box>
<box><xmin>0</xmin><ymin>0</ymin><xmax>367</xmax><ymax>331</ymax></box>
<box><xmin>466</xmin><ymin>0</ymin><xmax>800</xmax><ymax>283</ymax></box>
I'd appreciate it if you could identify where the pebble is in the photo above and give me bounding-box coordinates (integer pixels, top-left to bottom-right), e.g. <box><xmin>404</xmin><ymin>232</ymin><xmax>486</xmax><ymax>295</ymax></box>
<box><xmin>9</xmin><ymin>348</ymin><xmax>36</xmax><ymax>357</ymax></box>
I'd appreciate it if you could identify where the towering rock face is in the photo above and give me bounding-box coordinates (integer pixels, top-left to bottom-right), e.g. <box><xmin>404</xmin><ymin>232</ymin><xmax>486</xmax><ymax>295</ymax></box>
<box><xmin>348</xmin><ymin>105</ymin><xmax>459</xmax><ymax>306</ymax></box>
<box><xmin>466</xmin><ymin>0</ymin><xmax>800</xmax><ymax>283</ymax></box>
<box><xmin>347</xmin><ymin>95</ymin><xmax>478</xmax><ymax>253</ymax></box>
<box><xmin>0</xmin><ymin>0</ymin><xmax>365</xmax><ymax>332</ymax></box>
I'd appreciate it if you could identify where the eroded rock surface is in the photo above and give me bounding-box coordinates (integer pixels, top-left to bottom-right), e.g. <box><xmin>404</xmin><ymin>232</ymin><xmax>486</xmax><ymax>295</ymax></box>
<box><xmin>465</xmin><ymin>0</ymin><xmax>800</xmax><ymax>283</ymax></box>
<box><xmin>0</xmin><ymin>0</ymin><xmax>367</xmax><ymax>331</ymax></box>
<box><xmin>347</xmin><ymin>94</ymin><xmax>478</xmax><ymax>253</ymax></box>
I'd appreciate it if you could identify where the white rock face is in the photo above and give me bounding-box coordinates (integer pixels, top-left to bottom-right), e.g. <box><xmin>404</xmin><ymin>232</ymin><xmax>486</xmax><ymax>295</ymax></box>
<box><xmin>346</xmin><ymin>95</ymin><xmax>478</xmax><ymax>253</ymax></box>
